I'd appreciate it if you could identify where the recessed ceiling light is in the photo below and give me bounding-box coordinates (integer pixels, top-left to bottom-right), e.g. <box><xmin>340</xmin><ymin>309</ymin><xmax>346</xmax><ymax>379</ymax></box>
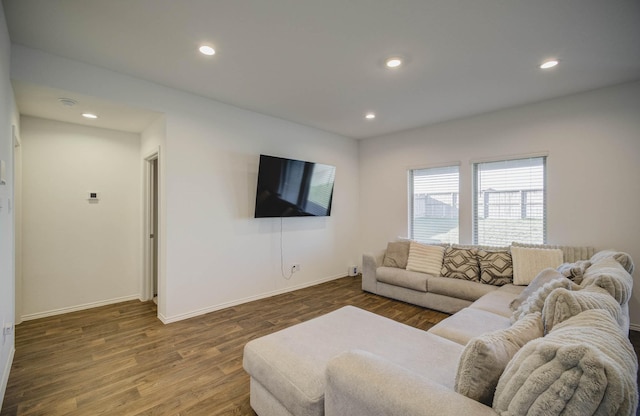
<box><xmin>199</xmin><ymin>45</ymin><xmax>216</xmax><ymax>56</ymax></box>
<box><xmin>385</xmin><ymin>57</ymin><xmax>402</xmax><ymax>68</ymax></box>
<box><xmin>82</xmin><ymin>113</ymin><xmax>98</xmax><ymax>119</ymax></box>
<box><xmin>365</xmin><ymin>113</ymin><xmax>376</xmax><ymax>120</ymax></box>
<box><xmin>540</xmin><ymin>59</ymin><xmax>559</xmax><ymax>69</ymax></box>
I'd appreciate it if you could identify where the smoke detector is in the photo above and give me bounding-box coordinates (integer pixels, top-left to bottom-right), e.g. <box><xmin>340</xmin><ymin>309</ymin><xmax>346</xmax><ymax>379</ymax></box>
<box><xmin>58</xmin><ymin>98</ymin><xmax>78</xmax><ymax>107</ymax></box>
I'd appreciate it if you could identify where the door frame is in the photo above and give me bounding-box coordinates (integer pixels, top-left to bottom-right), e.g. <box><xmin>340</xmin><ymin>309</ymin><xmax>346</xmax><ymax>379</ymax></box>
<box><xmin>142</xmin><ymin>147</ymin><xmax>160</xmax><ymax>303</ymax></box>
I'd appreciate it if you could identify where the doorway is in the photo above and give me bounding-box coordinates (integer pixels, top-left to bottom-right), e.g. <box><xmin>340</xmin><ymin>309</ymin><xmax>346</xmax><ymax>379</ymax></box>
<box><xmin>143</xmin><ymin>150</ymin><xmax>159</xmax><ymax>304</ymax></box>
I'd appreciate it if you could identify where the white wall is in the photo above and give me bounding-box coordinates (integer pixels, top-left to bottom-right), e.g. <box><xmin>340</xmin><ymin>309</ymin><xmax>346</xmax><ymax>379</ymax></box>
<box><xmin>20</xmin><ymin>117</ymin><xmax>142</xmax><ymax>318</ymax></box>
<box><xmin>11</xmin><ymin>45</ymin><xmax>361</xmax><ymax>323</ymax></box>
<box><xmin>359</xmin><ymin>80</ymin><xmax>640</xmax><ymax>327</ymax></box>
<box><xmin>0</xmin><ymin>5</ymin><xmax>17</xmax><ymax>408</ymax></box>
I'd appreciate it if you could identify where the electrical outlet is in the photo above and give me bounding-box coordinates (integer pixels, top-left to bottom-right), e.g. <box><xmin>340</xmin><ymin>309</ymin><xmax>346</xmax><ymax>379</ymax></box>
<box><xmin>1</xmin><ymin>321</ymin><xmax>11</xmax><ymax>345</ymax></box>
<box><xmin>291</xmin><ymin>264</ymin><xmax>301</xmax><ymax>273</ymax></box>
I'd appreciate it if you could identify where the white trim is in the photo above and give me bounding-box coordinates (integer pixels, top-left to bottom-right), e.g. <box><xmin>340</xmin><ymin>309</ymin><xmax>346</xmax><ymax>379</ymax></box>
<box><xmin>20</xmin><ymin>294</ymin><xmax>140</xmax><ymax>321</ymax></box>
<box><xmin>469</xmin><ymin>151</ymin><xmax>549</xmax><ymax>165</ymax></box>
<box><xmin>0</xmin><ymin>347</ymin><xmax>15</xmax><ymax>409</ymax></box>
<box><xmin>159</xmin><ymin>273</ymin><xmax>345</xmax><ymax>324</ymax></box>
<box><xmin>629</xmin><ymin>323</ymin><xmax>640</xmax><ymax>332</ymax></box>
<box><xmin>407</xmin><ymin>160</ymin><xmax>461</xmax><ymax>171</ymax></box>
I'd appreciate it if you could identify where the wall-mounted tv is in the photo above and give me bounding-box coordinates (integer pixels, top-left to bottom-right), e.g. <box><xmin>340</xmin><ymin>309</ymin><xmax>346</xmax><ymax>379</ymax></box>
<box><xmin>254</xmin><ymin>154</ymin><xmax>336</xmax><ymax>218</ymax></box>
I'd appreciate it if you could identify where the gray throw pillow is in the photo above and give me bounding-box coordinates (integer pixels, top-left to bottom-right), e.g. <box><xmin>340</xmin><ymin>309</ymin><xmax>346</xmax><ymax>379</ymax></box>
<box><xmin>382</xmin><ymin>241</ymin><xmax>410</xmax><ymax>269</ymax></box>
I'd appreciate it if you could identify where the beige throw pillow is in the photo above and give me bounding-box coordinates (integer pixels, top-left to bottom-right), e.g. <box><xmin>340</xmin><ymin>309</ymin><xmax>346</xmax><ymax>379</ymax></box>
<box><xmin>455</xmin><ymin>312</ymin><xmax>543</xmax><ymax>406</ymax></box>
<box><xmin>510</xmin><ymin>277</ymin><xmax>575</xmax><ymax>323</ymax></box>
<box><xmin>511</xmin><ymin>246</ymin><xmax>563</xmax><ymax>285</ymax></box>
<box><xmin>382</xmin><ymin>241</ymin><xmax>410</xmax><ymax>268</ymax></box>
<box><xmin>405</xmin><ymin>241</ymin><xmax>445</xmax><ymax>276</ymax></box>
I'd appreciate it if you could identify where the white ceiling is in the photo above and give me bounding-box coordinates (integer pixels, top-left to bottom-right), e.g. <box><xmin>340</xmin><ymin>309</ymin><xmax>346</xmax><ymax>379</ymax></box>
<box><xmin>3</xmin><ymin>0</ymin><xmax>640</xmax><ymax>139</ymax></box>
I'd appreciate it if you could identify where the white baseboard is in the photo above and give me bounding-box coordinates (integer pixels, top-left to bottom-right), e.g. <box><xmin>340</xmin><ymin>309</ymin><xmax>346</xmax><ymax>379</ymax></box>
<box><xmin>0</xmin><ymin>346</ymin><xmax>15</xmax><ymax>410</ymax></box>
<box><xmin>629</xmin><ymin>323</ymin><xmax>640</xmax><ymax>332</ymax></box>
<box><xmin>160</xmin><ymin>273</ymin><xmax>346</xmax><ymax>324</ymax></box>
<box><xmin>20</xmin><ymin>294</ymin><xmax>141</xmax><ymax>321</ymax></box>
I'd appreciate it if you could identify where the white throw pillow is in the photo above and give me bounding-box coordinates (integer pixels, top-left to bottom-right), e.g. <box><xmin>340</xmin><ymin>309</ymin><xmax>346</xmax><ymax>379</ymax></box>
<box><xmin>406</xmin><ymin>242</ymin><xmax>445</xmax><ymax>275</ymax></box>
<box><xmin>511</xmin><ymin>246</ymin><xmax>563</xmax><ymax>285</ymax></box>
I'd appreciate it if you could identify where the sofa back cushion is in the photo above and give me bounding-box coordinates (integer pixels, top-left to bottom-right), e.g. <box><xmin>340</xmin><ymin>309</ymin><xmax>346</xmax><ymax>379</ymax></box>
<box><xmin>405</xmin><ymin>241</ymin><xmax>445</xmax><ymax>275</ymax></box>
<box><xmin>441</xmin><ymin>247</ymin><xmax>480</xmax><ymax>281</ymax></box>
<box><xmin>493</xmin><ymin>309</ymin><xmax>638</xmax><ymax>416</ymax></box>
<box><xmin>455</xmin><ymin>312</ymin><xmax>543</xmax><ymax>406</ymax></box>
<box><xmin>382</xmin><ymin>241</ymin><xmax>410</xmax><ymax>268</ymax></box>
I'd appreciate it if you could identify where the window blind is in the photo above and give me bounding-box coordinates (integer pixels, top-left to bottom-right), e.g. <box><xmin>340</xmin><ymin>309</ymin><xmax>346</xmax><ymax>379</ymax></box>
<box><xmin>409</xmin><ymin>165</ymin><xmax>459</xmax><ymax>244</ymax></box>
<box><xmin>473</xmin><ymin>156</ymin><xmax>546</xmax><ymax>246</ymax></box>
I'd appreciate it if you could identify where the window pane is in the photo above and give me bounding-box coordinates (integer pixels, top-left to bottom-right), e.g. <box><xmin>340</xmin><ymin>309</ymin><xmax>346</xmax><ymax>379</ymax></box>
<box><xmin>410</xmin><ymin>165</ymin><xmax>459</xmax><ymax>244</ymax></box>
<box><xmin>473</xmin><ymin>157</ymin><xmax>546</xmax><ymax>246</ymax></box>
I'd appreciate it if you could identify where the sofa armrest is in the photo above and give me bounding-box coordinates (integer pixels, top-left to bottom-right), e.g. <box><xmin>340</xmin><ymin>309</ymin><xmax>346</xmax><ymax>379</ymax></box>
<box><xmin>362</xmin><ymin>250</ymin><xmax>384</xmax><ymax>293</ymax></box>
<box><xmin>325</xmin><ymin>350</ymin><xmax>498</xmax><ymax>416</ymax></box>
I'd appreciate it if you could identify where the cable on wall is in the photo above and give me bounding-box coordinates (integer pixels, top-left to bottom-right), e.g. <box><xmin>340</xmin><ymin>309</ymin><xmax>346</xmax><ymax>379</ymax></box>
<box><xmin>280</xmin><ymin>217</ymin><xmax>293</xmax><ymax>280</ymax></box>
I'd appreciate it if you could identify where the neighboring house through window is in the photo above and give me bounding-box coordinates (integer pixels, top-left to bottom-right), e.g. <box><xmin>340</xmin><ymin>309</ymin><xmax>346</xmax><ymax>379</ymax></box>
<box><xmin>473</xmin><ymin>155</ymin><xmax>547</xmax><ymax>246</ymax></box>
<box><xmin>409</xmin><ymin>165</ymin><xmax>460</xmax><ymax>244</ymax></box>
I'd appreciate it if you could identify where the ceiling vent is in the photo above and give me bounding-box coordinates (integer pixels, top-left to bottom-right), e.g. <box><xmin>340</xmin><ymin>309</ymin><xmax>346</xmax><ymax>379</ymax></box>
<box><xmin>58</xmin><ymin>97</ymin><xmax>78</xmax><ymax>107</ymax></box>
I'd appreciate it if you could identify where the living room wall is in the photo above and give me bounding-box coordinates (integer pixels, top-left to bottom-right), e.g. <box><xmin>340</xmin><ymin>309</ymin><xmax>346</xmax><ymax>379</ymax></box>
<box><xmin>19</xmin><ymin>117</ymin><xmax>142</xmax><ymax>319</ymax></box>
<box><xmin>359</xmin><ymin>80</ymin><xmax>640</xmax><ymax>328</ymax></box>
<box><xmin>0</xmin><ymin>5</ymin><xmax>17</xmax><ymax>406</ymax></box>
<box><xmin>10</xmin><ymin>45</ymin><xmax>360</xmax><ymax>323</ymax></box>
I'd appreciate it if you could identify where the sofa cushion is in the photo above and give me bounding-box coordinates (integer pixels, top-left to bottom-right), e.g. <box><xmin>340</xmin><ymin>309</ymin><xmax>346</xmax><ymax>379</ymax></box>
<box><xmin>428</xmin><ymin>277</ymin><xmax>497</xmax><ymax>302</ymax></box>
<box><xmin>542</xmin><ymin>286</ymin><xmax>623</xmax><ymax>333</ymax></box>
<box><xmin>406</xmin><ymin>241</ymin><xmax>445</xmax><ymax>276</ymax></box>
<box><xmin>441</xmin><ymin>247</ymin><xmax>480</xmax><ymax>282</ymax></box>
<box><xmin>469</xmin><ymin>290</ymin><xmax>523</xmax><ymax>318</ymax></box>
<box><xmin>493</xmin><ymin>309</ymin><xmax>638</xmax><ymax>416</ymax></box>
<box><xmin>511</xmin><ymin>246</ymin><xmax>563</xmax><ymax>285</ymax></box>
<box><xmin>382</xmin><ymin>241</ymin><xmax>410</xmax><ymax>269</ymax></box>
<box><xmin>455</xmin><ymin>312</ymin><xmax>543</xmax><ymax>406</ymax></box>
<box><xmin>511</xmin><ymin>277</ymin><xmax>576</xmax><ymax>323</ymax></box>
<box><xmin>477</xmin><ymin>249</ymin><xmax>513</xmax><ymax>286</ymax></box>
<box><xmin>581</xmin><ymin>257</ymin><xmax>633</xmax><ymax>305</ymax></box>
<box><xmin>590</xmin><ymin>249</ymin><xmax>634</xmax><ymax>274</ymax></box>
<box><xmin>509</xmin><ymin>268</ymin><xmax>566</xmax><ymax>311</ymax></box>
<box><xmin>376</xmin><ymin>266</ymin><xmax>428</xmax><ymax>292</ymax></box>
<box><xmin>428</xmin><ymin>307</ymin><xmax>511</xmax><ymax>345</ymax></box>
<box><xmin>243</xmin><ymin>306</ymin><xmax>465</xmax><ymax>416</ymax></box>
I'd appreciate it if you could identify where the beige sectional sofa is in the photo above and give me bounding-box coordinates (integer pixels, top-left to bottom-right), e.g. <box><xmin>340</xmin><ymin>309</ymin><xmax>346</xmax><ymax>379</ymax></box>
<box><xmin>362</xmin><ymin>241</ymin><xmax>596</xmax><ymax>314</ymax></box>
<box><xmin>243</xmin><ymin>249</ymin><xmax>637</xmax><ymax>416</ymax></box>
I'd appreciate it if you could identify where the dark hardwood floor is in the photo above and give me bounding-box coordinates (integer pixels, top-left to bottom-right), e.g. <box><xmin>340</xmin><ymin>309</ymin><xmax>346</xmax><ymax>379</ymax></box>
<box><xmin>3</xmin><ymin>276</ymin><xmax>640</xmax><ymax>415</ymax></box>
<box><xmin>1</xmin><ymin>276</ymin><xmax>447</xmax><ymax>415</ymax></box>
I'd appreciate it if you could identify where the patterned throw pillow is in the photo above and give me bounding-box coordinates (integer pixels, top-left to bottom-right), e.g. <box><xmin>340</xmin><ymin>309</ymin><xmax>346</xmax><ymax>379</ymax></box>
<box><xmin>441</xmin><ymin>247</ymin><xmax>480</xmax><ymax>282</ymax></box>
<box><xmin>478</xmin><ymin>250</ymin><xmax>513</xmax><ymax>286</ymax></box>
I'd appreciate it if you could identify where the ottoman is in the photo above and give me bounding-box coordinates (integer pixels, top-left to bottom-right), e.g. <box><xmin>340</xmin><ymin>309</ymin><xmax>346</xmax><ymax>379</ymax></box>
<box><xmin>242</xmin><ymin>306</ymin><xmax>463</xmax><ymax>416</ymax></box>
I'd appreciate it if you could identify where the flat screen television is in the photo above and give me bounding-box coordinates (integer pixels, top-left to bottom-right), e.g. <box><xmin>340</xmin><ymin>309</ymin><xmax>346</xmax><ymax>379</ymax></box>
<box><xmin>254</xmin><ymin>154</ymin><xmax>336</xmax><ymax>217</ymax></box>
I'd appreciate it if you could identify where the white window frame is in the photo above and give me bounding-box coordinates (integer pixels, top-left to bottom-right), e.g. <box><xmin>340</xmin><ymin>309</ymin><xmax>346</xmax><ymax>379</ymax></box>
<box><xmin>472</xmin><ymin>154</ymin><xmax>547</xmax><ymax>246</ymax></box>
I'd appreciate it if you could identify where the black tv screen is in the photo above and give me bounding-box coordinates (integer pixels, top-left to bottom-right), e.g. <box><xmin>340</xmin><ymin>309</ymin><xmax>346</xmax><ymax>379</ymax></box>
<box><xmin>254</xmin><ymin>154</ymin><xmax>336</xmax><ymax>217</ymax></box>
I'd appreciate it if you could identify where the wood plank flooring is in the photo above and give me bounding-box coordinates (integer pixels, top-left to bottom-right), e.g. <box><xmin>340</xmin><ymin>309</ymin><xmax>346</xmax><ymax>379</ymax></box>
<box><xmin>1</xmin><ymin>276</ymin><xmax>448</xmax><ymax>415</ymax></box>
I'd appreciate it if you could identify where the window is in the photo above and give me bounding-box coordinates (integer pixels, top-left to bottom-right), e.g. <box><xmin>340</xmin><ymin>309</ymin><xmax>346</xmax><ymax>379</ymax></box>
<box><xmin>473</xmin><ymin>156</ymin><xmax>546</xmax><ymax>246</ymax></box>
<box><xmin>409</xmin><ymin>165</ymin><xmax>459</xmax><ymax>244</ymax></box>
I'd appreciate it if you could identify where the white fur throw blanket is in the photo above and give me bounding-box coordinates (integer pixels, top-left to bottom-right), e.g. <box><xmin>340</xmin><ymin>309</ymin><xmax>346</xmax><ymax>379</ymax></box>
<box><xmin>581</xmin><ymin>258</ymin><xmax>633</xmax><ymax>305</ymax></box>
<box><xmin>493</xmin><ymin>309</ymin><xmax>638</xmax><ymax>416</ymax></box>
